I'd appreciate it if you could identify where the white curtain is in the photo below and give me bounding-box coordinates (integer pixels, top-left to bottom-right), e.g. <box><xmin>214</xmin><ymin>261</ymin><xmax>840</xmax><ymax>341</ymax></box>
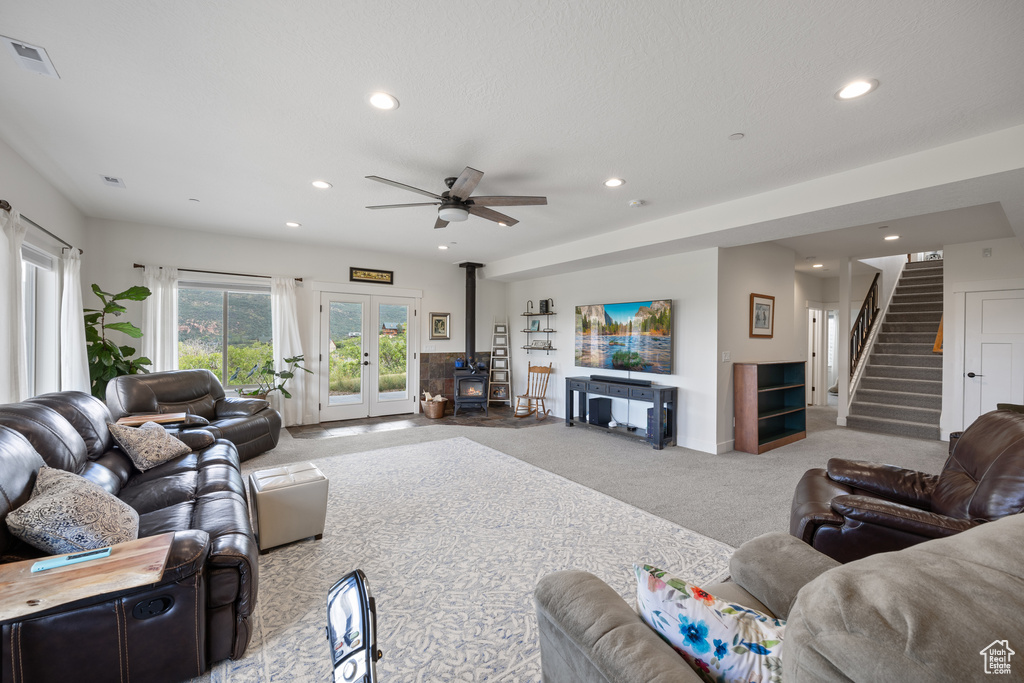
<box><xmin>142</xmin><ymin>266</ymin><xmax>179</xmax><ymax>372</ymax></box>
<box><xmin>60</xmin><ymin>248</ymin><xmax>90</xmax><ymax>392</ymax></box>
<box><xmin>0</xmin><ymin>208</ymin><xmax>29</xmax><ymax>402</ymax></box>
<box><xmin>271</xmin><ymin>276</ymin><xmax>305</xmax><ymax>426</ymax></box>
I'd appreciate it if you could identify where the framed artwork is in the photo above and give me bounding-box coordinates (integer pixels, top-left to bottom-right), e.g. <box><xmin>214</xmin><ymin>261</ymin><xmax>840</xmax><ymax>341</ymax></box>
<box><xmin>492</xmin><ymin>371</ymin><xmax>508</xmax><ymax>383</ymax></box>
<box><xmin>749</xmin><ymin>293</ymin><xmax>775</xmax><ymax>338</ymax></box>
<box><xmin>493</xmin><ymin>347</ymin><xmax>507</xmax><ymax>357</ymax></box>
<box><xmin>530</xmin><ymin>339</ymin><xmax>551</xmax><ymax>349</ymax></box>
<box><xmin>494</xmin><ymin>324</ymin><xmax>507</xmax><ymax>334</ymax></box>
<box><xmin>493</xmin><ymin>358</ymin><xmax>508</xmax><ymax>370</ymax></box>
<box><xmin>529</xmin><ymin>320</ymin><xmax>541</xmax><ymax>332</ymax></box>
<box><xmin>429</xmin><ymin>312</ymin><xmax>450</xmax><ymax>340</ymax></box>
<box><xmin>495</xmin><ymin>335</ymin><xmax>507</xmax><ymax>346</ymax></box>
<box><xmin>350</xmin><ymin>267</ymin><xmax>394</xmax><ymax>285</ymax></box>
<box><xmin>490</xmin><ymin>384</ymin><xmax>508</xmax><ymax>399</ymax></box>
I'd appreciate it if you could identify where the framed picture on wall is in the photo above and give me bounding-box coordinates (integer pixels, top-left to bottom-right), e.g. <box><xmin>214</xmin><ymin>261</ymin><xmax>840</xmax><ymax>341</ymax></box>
<box><xmin>749</xmin><ymin>293</ymin><xmax>775</xmax><ymax>338</ymax></box>
<box><xmin>429</xmin><ymin>312</ymin><xmax>450</xmax><ymax>340</ymax></box>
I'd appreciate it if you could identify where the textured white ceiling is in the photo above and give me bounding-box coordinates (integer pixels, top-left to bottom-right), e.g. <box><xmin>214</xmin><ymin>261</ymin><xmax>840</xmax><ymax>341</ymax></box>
<box><xmin>0</xmin><ymin>0</ymin><xmax>1022</xmax><ymax>268</ymax></box>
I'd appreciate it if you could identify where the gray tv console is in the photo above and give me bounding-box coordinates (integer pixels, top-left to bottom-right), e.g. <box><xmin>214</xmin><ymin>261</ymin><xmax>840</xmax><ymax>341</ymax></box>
<box><xmin>564</xmin><ymin>376</ymin><xmax>677</xmax><ymax>450</ymax></box>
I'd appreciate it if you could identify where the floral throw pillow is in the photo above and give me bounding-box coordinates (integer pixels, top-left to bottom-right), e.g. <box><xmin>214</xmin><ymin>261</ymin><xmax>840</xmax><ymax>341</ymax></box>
<box><xmin>6</xmin><ymin>466</ymin><xmax>139</xmax><ymax>555</ymax></box>
<box><xmin>634</xmin><ymin>564</ymin><xmax>785</xmax><ymax>683</ymax></box>
<box><xmin>108</xmin><ymin>421</ymin><xmax>192</xmax><ymax>471</ymax></box>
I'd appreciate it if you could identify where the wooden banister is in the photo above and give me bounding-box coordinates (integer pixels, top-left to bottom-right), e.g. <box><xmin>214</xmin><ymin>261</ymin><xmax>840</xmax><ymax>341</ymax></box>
<box><xmin>850</xmin><ymin>273</ymin><xmax>881</xmax><ymax>378</ymax></box>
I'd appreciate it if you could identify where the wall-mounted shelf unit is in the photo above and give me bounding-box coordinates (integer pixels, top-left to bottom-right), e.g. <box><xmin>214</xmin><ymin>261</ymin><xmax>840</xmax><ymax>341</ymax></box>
<box><xmin>522</xmin><ymin>310</ymin><xmax>556</xmax><ymax>355</ymax></box>
<box><xmin>733</xmin><ymin>361</ymin><xmax>806</xmax><ymax>454</ymax></box>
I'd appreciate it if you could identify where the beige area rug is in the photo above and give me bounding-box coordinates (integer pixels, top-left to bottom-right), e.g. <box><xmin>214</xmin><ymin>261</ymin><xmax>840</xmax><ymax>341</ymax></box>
<box><xmin>197</xmin><ymin>436</ymin><xmax>733</xmax><ymax>682</ymax></box>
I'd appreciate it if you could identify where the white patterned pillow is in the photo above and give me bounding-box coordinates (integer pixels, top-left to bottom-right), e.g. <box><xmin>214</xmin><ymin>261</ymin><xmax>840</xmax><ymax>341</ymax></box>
<box><xmin>108</xmin><ymin>421</ymin><xmax>192</xmax><ymax>471</ymax></box>
<box><xmin>634</xmin><ymin>564</ymin><xmax>785</xmax><ymax>683</ymax></box>
<box><xmin>6</xmin><ymin>466</ymin><xmax>139</xmax><ymax>554</ymax></box>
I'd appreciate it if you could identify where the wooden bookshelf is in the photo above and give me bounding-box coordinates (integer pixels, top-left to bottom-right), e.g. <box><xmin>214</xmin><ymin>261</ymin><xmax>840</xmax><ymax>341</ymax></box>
<box><xmin>733</xmin><ymin>361</ymin><xmax>807</xmax><ymax>454</ymax></box>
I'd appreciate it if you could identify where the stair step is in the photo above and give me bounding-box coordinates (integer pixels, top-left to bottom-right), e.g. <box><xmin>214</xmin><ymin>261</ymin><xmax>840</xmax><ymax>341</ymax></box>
<box><xmin>877</xmin><ymin>332</ymin><xmax>937</xmax><ymax>344</ymax></box>
<box><xmin>864</xmin><ymin>364</ymin><xmax>942</xmax><ymax>381</ymax></box>
<box><xmin>846</xmin><ymin>415</ymin><xmax>941</xmax><ymax>440</ymax></box>
<box><xmin>874</xmin><ymin>342</ymin><xmax>940</xmax><ymax>355</ymax></box>
<box><xmin>854</xmin><ymin>388</ymin><xmax>942</xmax><ymax>409</ymax></box>
<box><xmin>870</xmin><ymin>353</ymin><xmax>942</xmax><ymax>368</ymax></box>
<box><xmin>898</xmin><ymin>274</ymin><xmax>943</xmax><ymax>287</ymax></box>
<box><xmin>904</xmin><ymin>259</ymin><xmax>943</xmax><ymax>270</ymax></box>
<box><xmin>850</xmin><ymin>401</ymin><xmax>940</xmax><ymax>423</ymax></box>
<box><xmin>885</xmin><ymin>311</ymin><xmax>943</xmax><ymax>323</ymax></box>
<box><xmin>891</xmin><ymin>292</ymin><xmax>943</xmax><ymax>304</ymax></box>
<box><xmin>881</xmin><ymin>321</ymin><xmax>944</xmax><ymax>334</ymax></box>
<box><xmin>889</xmin><ymin>302</ymin><xmax>943</xmax><ymax>313</ymax></box>
<box><xmin>894</xmin><ymin>282</ymin><xmax>943</xmax><ymax>294</ymax></box>
<box><xmin>859</xmin><ymin>376</ymin><xmax>942</xmax><ymax>395</ymax></box>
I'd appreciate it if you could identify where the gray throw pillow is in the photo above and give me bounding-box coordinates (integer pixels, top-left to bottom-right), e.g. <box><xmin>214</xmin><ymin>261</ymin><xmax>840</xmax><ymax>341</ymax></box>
<box><xmin>108</xmin><ymin>421</ymin><xmax>192</xmax><ymax>471</ymax></box>
<box><xmin>6</xmin><ymin>466</ymin><xmax>139</xmax><ymax>554</ymax></box>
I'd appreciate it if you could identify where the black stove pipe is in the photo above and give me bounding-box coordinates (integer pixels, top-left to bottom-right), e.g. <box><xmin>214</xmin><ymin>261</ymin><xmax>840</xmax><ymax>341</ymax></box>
<box><xmin>459</xmin><ymin>262</ymin><xmax>484</xmax><ymax>368</ymax></box>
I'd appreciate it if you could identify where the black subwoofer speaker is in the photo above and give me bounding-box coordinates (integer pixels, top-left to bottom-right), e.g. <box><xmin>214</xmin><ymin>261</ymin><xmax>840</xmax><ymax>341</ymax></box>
<box><xmin>588</xmin><ymin>397</ymin><xmax>612</xmax><ymax>427</ymax></box>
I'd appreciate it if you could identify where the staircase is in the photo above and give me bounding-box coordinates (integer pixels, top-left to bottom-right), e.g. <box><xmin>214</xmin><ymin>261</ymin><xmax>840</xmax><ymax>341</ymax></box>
<box><xmin>847</xmin><ymin>260</ymin><xmax>943</xmax><ymax>440</ymax></box>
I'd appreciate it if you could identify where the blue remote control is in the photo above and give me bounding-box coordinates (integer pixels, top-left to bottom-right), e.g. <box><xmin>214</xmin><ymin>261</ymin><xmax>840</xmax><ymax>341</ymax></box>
<box><xmin>31</xmin><ymin>547</ymin><xmax>112</xmax><ymax>573</ymax></box>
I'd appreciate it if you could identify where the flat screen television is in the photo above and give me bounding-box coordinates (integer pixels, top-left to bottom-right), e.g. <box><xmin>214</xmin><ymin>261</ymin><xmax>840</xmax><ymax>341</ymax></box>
<box><xmin>574</xmin><ymin>300</ymin><xmax>672</xmax><ymax>374</ymax></box>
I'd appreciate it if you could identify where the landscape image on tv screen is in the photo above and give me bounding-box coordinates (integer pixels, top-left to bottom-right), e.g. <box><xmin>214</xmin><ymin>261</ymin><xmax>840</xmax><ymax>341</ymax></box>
<box><xmin>575</xmin><ymin>300</ymin><xmax>672</xmax><ymax>374</ymax></box>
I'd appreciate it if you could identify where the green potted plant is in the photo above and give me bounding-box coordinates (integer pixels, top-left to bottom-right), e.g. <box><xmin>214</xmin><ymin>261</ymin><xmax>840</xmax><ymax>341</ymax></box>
<box><xmin>230</xmin><ymin>355</ymin><xmax>312</xmax><ymax>399</ymax></box>
<box><xmin>84</xmin><ymin>284</ymin><xmax>152</xmax><ymax>399</ymax></box>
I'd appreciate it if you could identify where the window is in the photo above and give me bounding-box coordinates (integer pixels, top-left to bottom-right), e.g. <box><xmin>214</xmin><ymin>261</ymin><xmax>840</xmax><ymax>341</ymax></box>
<box><xmin>21</xmin><ymin>243</ymin><xmax>59</xmax><ymax>395</ymax></box>
<box><xmin>177</xmin><ymin>282</ymin><xmax>272</xmax><ymax>388</ymax></box>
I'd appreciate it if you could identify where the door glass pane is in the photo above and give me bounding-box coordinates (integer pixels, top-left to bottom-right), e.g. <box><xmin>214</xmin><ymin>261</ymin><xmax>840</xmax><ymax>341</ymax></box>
<box><xmin>178</xmin><ymin>288</ymin><xmax>225</xmax><ymax>379</ymax></box>
<box><xmin>226</xmin><ymin>292</ymin><xmax>273</xmax><ymax>387</ymax></box>
<box><xmin>329</xmin><ymin>301</ymin><xmax>363</xmax><ymax>405</ymax></box>
<box><xmin>377</xmin><ymin>303</ymin><xmax>409</xmax><ymax>401</ymax></box>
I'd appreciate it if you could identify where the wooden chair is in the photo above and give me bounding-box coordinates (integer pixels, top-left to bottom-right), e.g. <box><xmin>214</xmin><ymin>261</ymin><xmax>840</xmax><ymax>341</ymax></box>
<box><xmin>515</xmin><ymin>363</ymin><xmax>553</xmax><ymax>419</ymax></box>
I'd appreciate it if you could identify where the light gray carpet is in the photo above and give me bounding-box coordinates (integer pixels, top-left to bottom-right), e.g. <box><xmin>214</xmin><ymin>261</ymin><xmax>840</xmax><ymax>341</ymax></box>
<box><xmin>203</xmin><ymin>437</ymin><xmax>732</xmax><ymax>682</ymax></box>
<box><xmin>245</xmin><ymin>406</ymin><xmax>949</xmax><ymax>548</ymax></box>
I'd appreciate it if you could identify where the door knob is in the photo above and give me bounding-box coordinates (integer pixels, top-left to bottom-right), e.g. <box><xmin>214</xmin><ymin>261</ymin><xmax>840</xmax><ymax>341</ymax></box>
<box><xmin>967</xmin><ymin>372</ymin><xmax>982</xmax><ymax>378</ymax></box>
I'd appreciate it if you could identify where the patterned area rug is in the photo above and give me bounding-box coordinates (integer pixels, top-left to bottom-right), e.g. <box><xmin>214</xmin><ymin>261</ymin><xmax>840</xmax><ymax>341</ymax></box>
<box><xmin>198</xmin><ymin>437</ymin><xmax>733</xmax><ymax>682</ymax></box>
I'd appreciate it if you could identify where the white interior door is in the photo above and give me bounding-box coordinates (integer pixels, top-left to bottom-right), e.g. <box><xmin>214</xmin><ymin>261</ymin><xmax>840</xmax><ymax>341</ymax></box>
<box><xmin>319</xmin><ymin>292</ymin><xmax>417</xmax><ymax>422</ymax></box>
<box><xmin>963</xmin><ymin>289</ymin><xmax>1024</xmax><ymax>426</ymax></box>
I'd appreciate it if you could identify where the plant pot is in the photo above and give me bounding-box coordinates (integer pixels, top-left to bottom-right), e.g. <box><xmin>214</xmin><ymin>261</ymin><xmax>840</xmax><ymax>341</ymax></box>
<box><xmin>239</xmin><ymin>391</ymin><xmax>268</xmax><ymax>401</ymax></box>
<box><xmin>421</xmin><ymin>399</ymin><xmax>447</xmax><ymax>419</ymax></box>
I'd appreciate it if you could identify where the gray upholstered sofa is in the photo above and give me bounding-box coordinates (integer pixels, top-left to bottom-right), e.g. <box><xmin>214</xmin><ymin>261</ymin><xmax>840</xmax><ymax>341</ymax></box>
<box><xmin>535</xmin><ymin>512</ymin><xmax>1024</xmax><ymax>682</ymax></box>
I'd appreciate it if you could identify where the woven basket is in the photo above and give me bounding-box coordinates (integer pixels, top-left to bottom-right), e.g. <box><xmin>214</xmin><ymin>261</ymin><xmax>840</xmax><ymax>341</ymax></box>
<box><xmin>421</xmin><ymin>398</ymin><xmax>447</xmax><ymax>419</ymax></box>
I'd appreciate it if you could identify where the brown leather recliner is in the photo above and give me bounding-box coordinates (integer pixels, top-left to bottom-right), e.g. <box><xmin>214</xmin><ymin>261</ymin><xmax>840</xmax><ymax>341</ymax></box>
<box><xmin>790</xmin><ymin>408</ymin><xmax>1024</xmax><ymax>563</ymax></box>
<box><xmin>0</xmin><ymin>391</ymin><xmax>258</xmax><ymax>682</ymax></box>
<box><xmin>106</xmin><ymin>368</ymin><xmax>282</xmax><ymax>461</ymax></box>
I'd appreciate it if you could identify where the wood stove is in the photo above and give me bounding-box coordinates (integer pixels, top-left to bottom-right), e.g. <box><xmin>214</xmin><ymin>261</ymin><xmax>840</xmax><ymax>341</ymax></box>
<box><xmin>453</xmin><ymin>369</ymin><xmax>489</xmax><ymax>416</ymax></box>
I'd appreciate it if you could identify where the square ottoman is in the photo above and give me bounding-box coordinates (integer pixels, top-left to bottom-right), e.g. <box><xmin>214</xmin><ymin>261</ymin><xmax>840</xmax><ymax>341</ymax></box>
<box><xmin>249</xmin><ymin>462</ymin><xmax>329</xmax><ymax>553</ymax></box>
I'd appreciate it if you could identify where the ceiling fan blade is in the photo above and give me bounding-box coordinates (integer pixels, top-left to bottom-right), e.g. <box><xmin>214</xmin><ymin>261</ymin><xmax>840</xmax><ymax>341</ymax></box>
<box><xmin>448</xmin><ymin>167</ymin><xmax>484</xmax><ymax>200</ymax></box>
<box><xmin>468</xmin><ymin>205</ymin><xmax>518</xmax><ymax>226</ymax></box>
<box><xmin>468</xmin><ymin>196</ymin><xmax>547</xmax><ymax>207</ymax></box>
<box><xmin>366</xmin><ymin>202</ymin><xmax>442</xmax><ymax>210</ymax></box>
<box><xmin>365</xmin><ymin>175</ymin><xmax>441</xmax><ymax>199</ymax></box>
<box><xmin>434</xmin><ymin>216</ymin><xmax>449</xmax><ymax>229</ymax></box>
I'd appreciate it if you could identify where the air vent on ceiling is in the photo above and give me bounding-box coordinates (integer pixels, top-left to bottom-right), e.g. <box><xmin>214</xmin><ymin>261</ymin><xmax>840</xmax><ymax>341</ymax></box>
<box><xmin>1</xmin><ymin>35</ymin><xmax>59</xmax><ymax>79</ymax></box>
<box><xmin>101</xmin><ymin>175</ymin><xmax>126</xmax><ymax>189</ymax></box>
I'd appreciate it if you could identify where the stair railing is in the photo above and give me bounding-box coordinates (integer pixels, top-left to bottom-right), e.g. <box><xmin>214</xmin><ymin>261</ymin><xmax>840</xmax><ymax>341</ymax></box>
<box><xmin>850</xmin><ymin>273</ymin><xmax>881</xmax><ymax>378</ymax></box>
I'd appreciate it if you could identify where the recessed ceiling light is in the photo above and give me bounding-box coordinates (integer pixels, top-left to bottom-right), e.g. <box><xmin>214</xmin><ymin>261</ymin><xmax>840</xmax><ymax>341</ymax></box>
<box><xmin>812</xmin><ymin>264</ymin><xmax>824</xmax><ymax>268</ymax></box>
<box><xmin>728</xmin><ymin>133</ymin><xmax>745</xmax><ymax>141</ymax></box>
<box><xmin>438</xmin><ymin>245</ymin><xmax>449</xmax><ymax>250</ymax></box>
<box><xmin>285</xmin><ymin>221</ymin><xmax>301</xmax><ymax>228</ymax></box>
<box><xmin>369</xmin><ymin>92</ymin><xmax>399</xmax><ymax>110</ymax></box>
<box><xmin>884</xmin><ymin>234</ymin><xmax>900</xmax><ymax>241</ymax></box>
<box><xmin>604</xmin><ymin>178</ymin><xmax>625</xmax><ymax>187</ymax></box>
<box><xmin>836</xmin><ymin>79</ymin><xmax>879</xmax><ymax>100</ymax></box>
<box><xmin>311</xmin><ymin>180</ymin><xmax>332</xmax><ymax>189</ymax></box>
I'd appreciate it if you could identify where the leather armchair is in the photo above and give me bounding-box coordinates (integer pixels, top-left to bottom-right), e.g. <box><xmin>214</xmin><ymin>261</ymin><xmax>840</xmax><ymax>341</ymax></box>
<box><xmin>791</xmin><ymin>408</ymin><xmax>1024</xmax><ymax>562</ymax></box>
<box><xmin>106</xmin><ymin>368</ymin><xmax>282</xmax><ymax>461</ymax></box>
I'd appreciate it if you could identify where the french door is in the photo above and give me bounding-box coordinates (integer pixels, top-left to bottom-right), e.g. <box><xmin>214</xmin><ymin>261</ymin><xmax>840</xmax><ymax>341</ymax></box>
<box><xmin>319</xmin><ymin>292</ymin><xmax>417</xmax><ymax>421</ymax></box>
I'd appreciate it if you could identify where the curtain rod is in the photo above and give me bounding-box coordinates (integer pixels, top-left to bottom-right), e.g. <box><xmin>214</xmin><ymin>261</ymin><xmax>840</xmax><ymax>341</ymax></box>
<box><xmin>0</xmin><ymin>199</ymin><xmax>84</xmax><ymax>254</ymax></box>
<box><xmin>133</xmin><ymin>263</ymin><xmax>301</xmax><ymax>282</ymax></box>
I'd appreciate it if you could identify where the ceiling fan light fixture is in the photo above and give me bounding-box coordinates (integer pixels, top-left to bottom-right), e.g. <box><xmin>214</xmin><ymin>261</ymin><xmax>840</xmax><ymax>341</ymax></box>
<box><xmin>369</xmin><ymin>92</ymin><xmax>399</xmax><ymax>110</ymax></box>
<box><xmin>438</xmin><ymin>206</ymin><xmax>469</xmax><ymax>222</ymax></box>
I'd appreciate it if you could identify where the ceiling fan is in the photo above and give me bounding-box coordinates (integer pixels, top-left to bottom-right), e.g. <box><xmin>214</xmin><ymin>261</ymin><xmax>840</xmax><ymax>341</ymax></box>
<box><xmin>365</xmin><ymin>166</ymin><xmax>547</xmax><ymax>229</ymax></box>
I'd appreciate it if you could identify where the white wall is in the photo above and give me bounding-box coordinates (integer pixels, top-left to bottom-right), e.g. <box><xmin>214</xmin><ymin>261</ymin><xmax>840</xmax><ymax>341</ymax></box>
<box><xmin>503</xmin><ymin>248</ymin><xmax>720</xmax><ymax>453</ymax></box>
<box><xmin>941</xmin><ymin>236</ymin><xmax>1024</xmax><ymax>437</ymax></box>
<box><xmin>82</xmin><ymin>218</ymin><xmax>507</xmax><ymax>422</ymax></box>
<box><xmin>859</xmin><ymin>254</ymin><xmax>906</xmax><ymax>313</ymax></box>
<box><xmin>716</xmin><ymin>243</ymin><xmax>802</xmax><ymax>451</ymax></box>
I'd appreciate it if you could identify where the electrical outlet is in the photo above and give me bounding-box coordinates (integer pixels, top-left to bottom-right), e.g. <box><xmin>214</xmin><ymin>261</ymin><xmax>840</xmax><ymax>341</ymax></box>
<box><xmin>982</xmin><ymin>247</ymin><xmax>992</xmax><ymax>258</ymax></box>
<box><xmin>722</xmin><ymin>351</ymin><xmax>731</xmax><ymax>362</ymax></box>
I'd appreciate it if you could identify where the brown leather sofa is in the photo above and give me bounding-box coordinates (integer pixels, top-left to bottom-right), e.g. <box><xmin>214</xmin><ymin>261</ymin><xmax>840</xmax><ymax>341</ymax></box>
<box><xmin>106</xmin><ymin>368</ymin><xmax>282</xmax><ymax>461</ymax></box>
<box><xmin>790</xmin><ymin>408</ymin><xmax>1024</xmax><ymax>562</ymax></box>
<box><xmin>0</xmin><ymin>391</ymin><xmax>258</xmax><ymax>682</ymax></box>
